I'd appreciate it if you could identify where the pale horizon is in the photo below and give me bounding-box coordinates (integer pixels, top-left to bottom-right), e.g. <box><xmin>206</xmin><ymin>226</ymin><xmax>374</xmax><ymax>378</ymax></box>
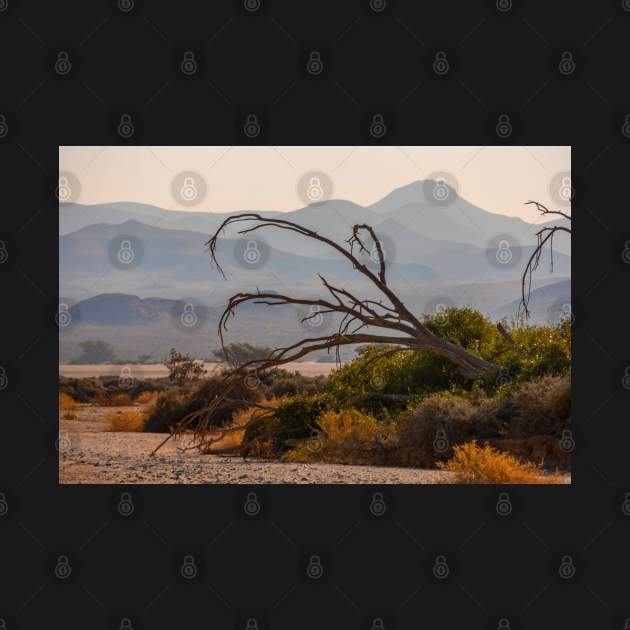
<box><xmin>60</xmin><ymin>145</ymin><xmax>570</xmax><ymax>224</ymax></box>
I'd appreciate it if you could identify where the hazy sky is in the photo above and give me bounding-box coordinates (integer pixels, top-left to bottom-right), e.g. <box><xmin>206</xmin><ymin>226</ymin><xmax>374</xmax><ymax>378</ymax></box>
<box><xmin>60</xmin><ymin>146</ymin><xmax>570</xmax><ymax>223</ymax></box>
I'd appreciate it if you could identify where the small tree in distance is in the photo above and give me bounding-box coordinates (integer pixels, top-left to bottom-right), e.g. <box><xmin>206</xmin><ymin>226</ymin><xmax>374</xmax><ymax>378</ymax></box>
<box><xmin>164</xmin><ymin>348</ymin><xmax>206</xmax><ymax>386</ymax></box>
<box><xmin>69</xmin><ymin>339</ymin><xmax>116</xmax><ymax>364</ymax></box>
<box><xmin>212</xmin><ymin>342</ymin><xmax>272</xmax><ymax>369</ymax></box>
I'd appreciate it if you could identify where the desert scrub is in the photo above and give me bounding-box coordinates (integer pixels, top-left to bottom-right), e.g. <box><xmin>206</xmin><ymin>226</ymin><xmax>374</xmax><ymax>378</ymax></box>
<box><xmin>106</xmin><ymin>409</ymin><xmax>147</xmax><ymax>432</ymax></box>
<box><xmin>283</xmin><ymin>409</ymin><xmax>391</xmax><ymax>465</ymax></box>
<box><xmin>135</xmin><ymin>390</ymin><xmax>159</xmax><ymax>406</ymax></box>
<box><xmin>506</xmin><ymin>374</ymin><xmax>570</xmax><ymax>438</ymax></box>
<box><xmin>391</xmin><ymin>393</ymin><xmax>500</xmax><ymax>468</ymax></box>
<box><xmin>242</xmin><ymin>393</ymin><xmax>328</xmax><ymax>454</ymax></box>
<box><xmin>59</xmin><ymin>392</ymin><xmax>78</xmax><ymax>410</ymax></box>
<box><xmin>437</xmin><ymin>441</ymin><xmax>562</xmax><ymax>484</ymax></box>
<box><xmin>144</xmin><ymin>377</ymin><xmax>263</xmax><ymax>433</ymax></box>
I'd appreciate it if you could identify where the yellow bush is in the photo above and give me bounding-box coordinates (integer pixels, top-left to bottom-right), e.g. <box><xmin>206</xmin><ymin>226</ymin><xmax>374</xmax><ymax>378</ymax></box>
<box><xmin>63</xmin><ymin>411</ymin><xmax>79</xmax><ymax>421</ymax></box>
<box><xmin>284</xmin><ymin>409</ymin><xmax>387</xmax><ymax>465</ymax></box>
<box><xmin>210</xmin><ymin>398</ymin><xmax>281</xmax><ymax>453</ymax></box>
<box><xmin>59</xmin><ymin>392</ymin><xmax>78</xmax><ymax>410</ymax></box>
<box><xmin>437</xmin><ymin>441</ymin><xmax>562</xmax><ymax>484</ymax></box>
<box><xmin>135</xmin><ymin>391</ymin><xmax>158</xmax><ymax>406</ymax></box>
<box><xmin>106</xmin><ymin>409</ymin><xmax>147</xmax><ymax>432</ymax></box>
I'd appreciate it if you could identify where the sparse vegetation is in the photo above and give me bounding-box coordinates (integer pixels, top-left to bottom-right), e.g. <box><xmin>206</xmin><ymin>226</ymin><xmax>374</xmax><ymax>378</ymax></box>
<box><xmin>165</xmin><ymin>348</ymin><xmax>206</xmax><ymax>386</ymax></box>
<box><xmin>212</xmin><ymin>342</ymin><xmax>273</xmax><ymax>368</ymax></box>
<box><xmin>437</xmin><ymin>441</ymin><xmax>562</xmax><ymax>484</ymax></box>
<box><xmin>107</xmin><ymin>409</ymin><xmax>147</xmax><ymax>432</ymax></box>
<box><xmin>69</xmin><ymin>339</ymin><xmax>116</xmax><ymax>364</ymax></box>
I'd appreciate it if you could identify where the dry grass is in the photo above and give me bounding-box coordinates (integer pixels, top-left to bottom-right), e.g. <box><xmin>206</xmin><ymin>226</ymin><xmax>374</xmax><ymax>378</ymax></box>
<box><xmin>59</xmin><ymin>392</ymin><xmax>78</xmax><ymax>410</ymax></box>
<box><xmin>437</xmin><ymin>441</ymin><xmax>563</xmax><ymax>484</ymax></box>
<box><xmin>283</xmin><ymin>409</ymin><xmax>389</xmax><ymax>465</ymax></box>
<box><xmin>62</xmin><ymin>411</ymin><xmax>80</xmax><ymax>421</ymax></box>
<box><xmin>209</xmin><ymin>397</ymin><xmax>281</xmax><ymax>452</ymax></box>
<box><xmin>106</xmin><ymin>409</ymin><xmax>147</xmax><ymax>432</ymax></box>
<box><xmin>135</xmin><ymin>390</ymin><xmax>158</xmax><ymax>405</ymax></box>
<box><xmin>93</xmin><ymin>392</ymin><xmax>134</xmax><ymax>407</ymax></box>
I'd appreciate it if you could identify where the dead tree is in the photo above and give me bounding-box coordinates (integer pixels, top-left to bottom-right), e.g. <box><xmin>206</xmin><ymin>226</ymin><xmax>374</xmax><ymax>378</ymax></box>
<box><xmin>151</xmin><ymin>214</ymin><xmax>500</xmax><ymax>456</ymax></box>
<box><xmin>520</xmin><ymin>201</ymin><xmax>572</xmax><ymax>318</ymax></box>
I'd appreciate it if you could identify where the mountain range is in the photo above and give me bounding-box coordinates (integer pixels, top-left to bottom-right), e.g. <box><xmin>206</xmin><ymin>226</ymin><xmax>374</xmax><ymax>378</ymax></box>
<box><xmin>59</xmin><ymin>179</ymin><xmax>570</xmax><ymax>362</ymax></box>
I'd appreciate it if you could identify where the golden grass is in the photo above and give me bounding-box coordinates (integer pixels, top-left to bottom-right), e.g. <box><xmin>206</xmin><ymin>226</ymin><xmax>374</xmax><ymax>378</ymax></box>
<box><xmin>283</xmin><ymin>408</ymin><xmax>384</xmax><ymax>465</ymax></box>
<box><xmin>93</xmin><ymin>392</ymin><xmax>134</xmax><ymax>406</ymax></box>
<box><xmin>437</xmin><ymin>441</ymin><xmax>562</xmax><ymax>484</ymax></box>
<box><xmin>106</xmin><ymin>409</ymin><xmax>147</xmax><ymax>432</ymax></box>
<box><xmin>59</xmin><ymin>392</ymin><xmax>78</xmax><ymax>410</ymax></box>
<box><xmin>209</xmin><ymin>397</ymin><xmax>281</xmax><ymax>452</ymax></box>
<box><xmin>135</xmin><ymin>390</ymin><xmax>158</xmax><ymax>405</ymax></box>
<box><xmin>62</xmin><ymin>411</ymin><xmax>80</xmax><ymax>421</ymax></box>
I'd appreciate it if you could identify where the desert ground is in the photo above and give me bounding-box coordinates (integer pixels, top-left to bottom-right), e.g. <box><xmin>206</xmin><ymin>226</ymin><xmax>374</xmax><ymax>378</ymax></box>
<box><xmin>59</xmin><ymin>404</ymin><xmax>459</xmax><ymax>484</ymax></box>
<box><xmin>59</xmin><ymin>403</ymin><xmax>571</xmax><ymax>484</ymax></box>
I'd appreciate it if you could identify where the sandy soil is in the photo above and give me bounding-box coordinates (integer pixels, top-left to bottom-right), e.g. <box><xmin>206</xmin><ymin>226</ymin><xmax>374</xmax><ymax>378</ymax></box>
<box><xmin>59</xmin><ymin>361</ymin><xmax>337</xmax><ymax>379</ymax></box>
<box><xmin>59</xmin><ymin>405</ymin><xmax>456</xmax><ymax>485</ymax></box>
<box><xmin>59</xmin><ymin>405</ymin><xmax>570</xmax><ymax>485</ymax></box>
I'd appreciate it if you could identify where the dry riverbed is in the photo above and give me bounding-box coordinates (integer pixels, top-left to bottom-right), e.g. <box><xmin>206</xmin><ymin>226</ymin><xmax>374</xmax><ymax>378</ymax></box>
<box><xmin>59</xmin><ymin>405</ymin><xmax>570</xmax><ymax>484</ymax></box>
<box><xmin>59</xmin><ymin>405</ymin><xmax>455</xmax><ymax>484</ymax></box>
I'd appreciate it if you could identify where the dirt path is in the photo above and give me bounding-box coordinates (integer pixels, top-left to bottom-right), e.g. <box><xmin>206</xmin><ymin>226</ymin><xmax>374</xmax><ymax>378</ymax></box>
<box><xmin>59</xmin><ymin>405</ymin><xmax>455</xmax><ymax>484</ymax></box>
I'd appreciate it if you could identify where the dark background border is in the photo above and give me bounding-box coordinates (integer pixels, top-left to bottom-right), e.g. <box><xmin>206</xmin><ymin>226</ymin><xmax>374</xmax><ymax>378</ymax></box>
<box><xmin>1</xmin><ymin>1</ymin><xmax>629</xmax><ymax>628</ymax></box>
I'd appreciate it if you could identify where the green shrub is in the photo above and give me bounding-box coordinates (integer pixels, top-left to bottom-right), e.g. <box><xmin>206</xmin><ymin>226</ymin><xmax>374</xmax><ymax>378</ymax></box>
<box><xmin>242</xmin><ymin>393</ymin><xmax>328</xmax><ymax>452</ymax></box>
<box><xmin>144</xmin><ymin>377</ymin><xmax>263</xmax><ymax>433</ymax></box>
